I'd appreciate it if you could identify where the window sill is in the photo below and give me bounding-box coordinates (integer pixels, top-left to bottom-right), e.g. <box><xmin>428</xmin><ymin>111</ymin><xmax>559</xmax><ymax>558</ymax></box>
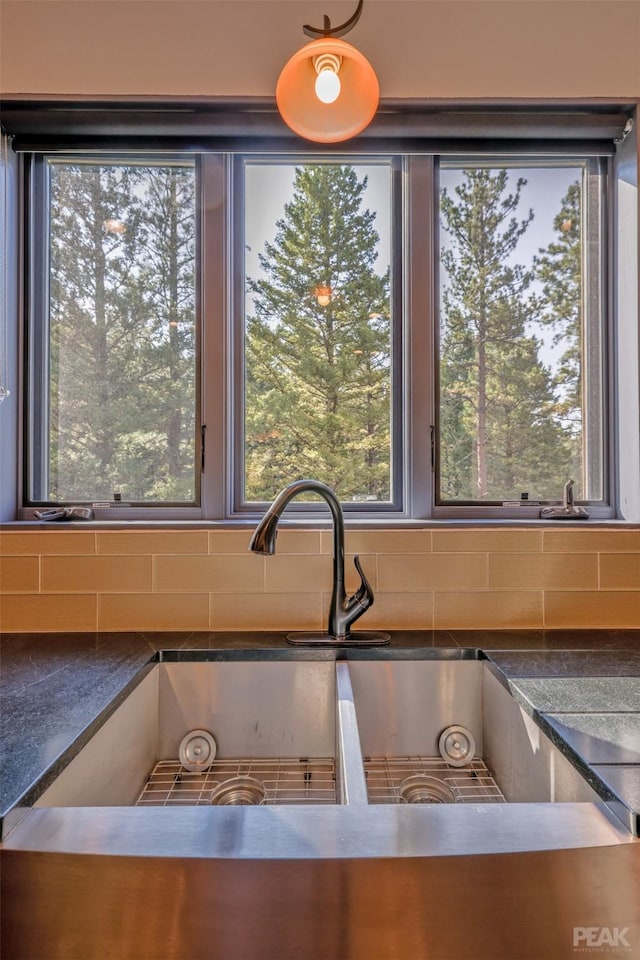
<box><xmin>2</xmin><ymin>518</ymin><xmax>638</xmax><ymax>531</ymax></box>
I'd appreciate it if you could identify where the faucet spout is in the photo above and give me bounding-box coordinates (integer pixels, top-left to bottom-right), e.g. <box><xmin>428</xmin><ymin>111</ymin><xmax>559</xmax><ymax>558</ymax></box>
<box><xmin>248</xmin><ymin>509</ymin><xmax>280</xmax><ymax>555</ymax></box>
<box><xmin>249</xmin><ymin>479</ymin><xmax>389</xmax><ymax>646</ymax></box>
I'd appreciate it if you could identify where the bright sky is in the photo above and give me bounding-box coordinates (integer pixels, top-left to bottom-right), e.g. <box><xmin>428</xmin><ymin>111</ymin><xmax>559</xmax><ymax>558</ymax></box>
<box><xmin>244</xmin><ymin>161</ymin><xmax>392</xmax><ymax>284</ymax></box>
<box><xmin>244</xmin><ymin>159</ymin><xmax>583</xmax><ymax>373</ymax></box>
<box><xmin>245</xmin><ymin>159</ymin><xmax>580</xmax><ymax>283</ymax></box>
<box><xmin>439</xmin><ymin>163</ymin><xmax>581</xmax><ymax>266</ymax></box>
<box><xmin>440</xmin><ymin>163</ymin><xmax>583</xmax><ymax>373</ymax></box>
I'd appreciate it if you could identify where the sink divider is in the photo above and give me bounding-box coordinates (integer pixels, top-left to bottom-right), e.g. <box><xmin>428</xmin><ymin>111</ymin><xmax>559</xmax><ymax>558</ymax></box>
<box><xmin>335</xmin><ymin>663</ymin><xmax>369</xmax><ymax>805</ymax></box>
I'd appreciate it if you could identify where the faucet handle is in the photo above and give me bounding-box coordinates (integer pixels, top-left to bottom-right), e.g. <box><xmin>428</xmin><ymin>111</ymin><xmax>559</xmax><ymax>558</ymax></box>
<box><xmin>563</xmin><ymin>478</ymin><xmax>575</xmax><ymax>510</ymax></box>
<box><xmin>350</xmin><ymin>554</ymin><xmax>374</xmax><ymax>612</ymax></box>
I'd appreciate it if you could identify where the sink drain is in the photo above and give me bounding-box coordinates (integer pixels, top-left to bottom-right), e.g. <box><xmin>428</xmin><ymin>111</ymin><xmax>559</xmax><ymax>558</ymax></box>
<box><xmin>438</xmin><ymin>725</ymin><xmax>475</xmax><ymax>767</ymax></box>
<box><xmin>178</xmin><ymin>729</ymin><xmax>217</xmax><ymax>772</ymax></box>
<box><xmin>209</xmin><ymin>777</ymin><xmax>266</xmax><ymax>805</ymax></box>
<box><xmin>398</xmin><ymin>775</ymin><xmax>456</xmax><ymax>804</ymax></box>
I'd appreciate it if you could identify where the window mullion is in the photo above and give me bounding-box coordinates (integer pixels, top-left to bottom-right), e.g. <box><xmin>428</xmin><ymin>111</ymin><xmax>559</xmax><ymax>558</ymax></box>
<box><xmin>25</xmin><ymin>155</ymin><xmax>50</xmax><ymax>506</ymax></box>
<box><xmin>406</xmin><ymin>154</ymin><xmax>436</xmax><ymax>519</ymax></box>
<box><xmin>582</xmin><ymin>158</ymin><xmax>607</xmax><ymax>503</ymax></box>
<box><xmin>200</xmin><ymin>153</ymin><xmax>229</xmax><ymax>520</ymax></box>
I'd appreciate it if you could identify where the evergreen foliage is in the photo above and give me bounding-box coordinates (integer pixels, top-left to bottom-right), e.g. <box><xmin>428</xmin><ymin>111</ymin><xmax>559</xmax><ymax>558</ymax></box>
<box><xmin>534</xmin><ymin>180</ymin><xmax>584</xmax><ymax>492</ymax></box>
<box><xmin>48</xmin><ymin>162</ymin><xmax>196</xmax><ymax>502</ymax></box>
<box><xmin>45</xmin><ymin>159</ymin><xmax>587</xmax><ymax>510</ymax></box>
<box><xmin>245</xmin><ymin>165</ymin><xmax>391</xmax><ymax>502</ymax></box>
<box><xmin>439</xmin><ymin>169</ymin><xmax>574</xmax><ymax>501</ymax></box>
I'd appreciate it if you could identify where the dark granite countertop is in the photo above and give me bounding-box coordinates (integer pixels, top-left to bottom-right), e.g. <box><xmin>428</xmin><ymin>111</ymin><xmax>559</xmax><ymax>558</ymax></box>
<box><xmin>1</xmin><ymin>629</ymin><xmax>639</xmax><ymax>838</ymax></box>
<box><xmin>487</xmin><ymin>643</ymin><xmax>640</xmax><ymax>835</ymax></box>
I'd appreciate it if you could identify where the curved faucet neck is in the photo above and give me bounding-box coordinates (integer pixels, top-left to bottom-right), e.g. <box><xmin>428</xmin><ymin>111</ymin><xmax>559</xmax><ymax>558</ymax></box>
<box><xmin>270</xmin><ymin>479</ymin><xmax>344</xmax><ymax>583</ymax></box>
<box><xmin>250</xmin><ymin>479</ymin><xmax>348</xmax><ymax>636</ymax></box>
<box><xmin>250</xmin><ymin>480</ymin><xmax>384</xmax><ymax>646</ymax></box>
<box><xmin>268</xmin><ymin>479</ymin><xmax>344</xmax><ymax>536</ymax></box>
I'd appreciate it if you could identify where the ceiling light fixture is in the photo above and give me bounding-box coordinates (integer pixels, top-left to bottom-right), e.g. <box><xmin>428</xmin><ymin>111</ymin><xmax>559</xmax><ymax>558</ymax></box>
<box><xmin>276</xmin><ymin>0</ymin><xmax>379</xmax><ymax>144</ymax></box>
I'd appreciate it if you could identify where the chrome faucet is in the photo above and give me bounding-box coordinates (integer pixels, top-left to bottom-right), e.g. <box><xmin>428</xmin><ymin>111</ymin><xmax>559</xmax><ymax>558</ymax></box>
<box><xmin>249</xmin><ymin>479</ymin><xmax>389</xmax><ymax>646</ymax></box>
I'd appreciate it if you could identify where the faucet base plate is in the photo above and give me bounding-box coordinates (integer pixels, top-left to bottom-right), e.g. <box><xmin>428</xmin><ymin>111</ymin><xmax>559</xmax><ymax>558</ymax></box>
<box><xmin>287</xmin><ymin>631</ymin><xmax>391</xmax><ymax>646</ymax></box>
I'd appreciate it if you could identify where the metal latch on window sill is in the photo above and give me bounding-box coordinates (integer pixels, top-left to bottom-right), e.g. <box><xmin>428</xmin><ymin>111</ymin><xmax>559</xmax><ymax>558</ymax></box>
<box><xmin>539</xmin><ymin>479</ymin><xmax>589</xmax><ymax>520</ymax></box>
<box><xmin>33</xmin><ymin>507</ymin><xmax>94</xmax><ymax>522</ymax></box>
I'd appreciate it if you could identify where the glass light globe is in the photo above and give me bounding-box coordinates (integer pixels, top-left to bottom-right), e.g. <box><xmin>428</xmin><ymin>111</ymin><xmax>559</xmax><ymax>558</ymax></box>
<box><xmin>315</xmin><ymin>67</ymin><xmax>341</xmax><ymax>104</ymax></box>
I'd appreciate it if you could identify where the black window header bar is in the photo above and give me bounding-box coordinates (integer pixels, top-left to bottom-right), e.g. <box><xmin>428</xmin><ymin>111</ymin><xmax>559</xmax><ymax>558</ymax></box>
<box><xmin>1</xmin><ymin>98</ymin><xmax>632</xmax><ymax>154</ymax></box>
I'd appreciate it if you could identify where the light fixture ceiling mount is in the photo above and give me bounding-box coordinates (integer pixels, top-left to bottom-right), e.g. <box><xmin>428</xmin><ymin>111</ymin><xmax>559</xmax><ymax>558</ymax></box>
<box><xmin>301</xmin><ymin>0</ymin><xmax>365</xmax><ymax>40</ymax></box>
<box><xmin>276</xmin><ymin>0</ymin><xmax>379</xmax><ymax>144</ymax></box>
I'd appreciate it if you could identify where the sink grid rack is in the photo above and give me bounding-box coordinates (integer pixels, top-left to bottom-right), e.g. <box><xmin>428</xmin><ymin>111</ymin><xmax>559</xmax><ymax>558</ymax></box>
<box><xmin>136</xmin><ymin>755</ymin><xmax>505</xmax><ymax>807</ymax></box>
<box><xmin>136</xmin><ymin>757</ymin><xmax>337</xmax><ymax>806</ymax></box>
<box><xmin>363</xmin><ymin>756</ymin><xmax>506</xmax><ymax>804</ymax></box>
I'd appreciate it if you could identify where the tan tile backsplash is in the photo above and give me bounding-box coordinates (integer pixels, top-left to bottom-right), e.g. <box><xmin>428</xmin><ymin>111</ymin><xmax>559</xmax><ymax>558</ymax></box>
<box><xmin>599</xmin><ymin>553</ymin><xmax>640</xmax><ymax>590</ymax></box>
<box><xmin>543</xmin><ymin>529</ymin><xmax>640</xmax><ymax>553</ymax></box>
<box><xmin>432</xmin><ymin>529</ymin><xmax>543</xmax><ymax>553</ymax></box>
<box><xmin>434</xmin><ymin>590</ymin><xmax>544</xmax><ymax>629</ymax></box>
<box><xmin>98</xmin><ymin>531</ymin><xmax>208</xmax><ymax>555</ymax></box>
<box><xmin>0</xmin><ymin>594</ymin><xmax>97</xmax><ymax>632</ymax></box>
<box><xmin>488</xmin><ymin>553</ymin><xmax>598</xmax><ymax>590</ymax></box>
<box><xmin>327</xmin><ymin>529</ymin><xmax>432</xmax><ymax>555</ymax></box>
<box><xmin>155</xmin><ymin>554</ymin><xmax>265</xmax><ymax>594</ymax></box>
<box><xmin>265</xmin><ymin>554</ymin><xmax>332</xmax><ymax>594</ymax></box>
<box><xmin>0</xmin><ymin>531</ymin><xmax>97</xmax><ymax>556</ymax></box>
<box><xmin>0</xmin><ymin>525</ymin><xmax>638</xmax><ymax>632</ymax></box>
<box><xmin>41</xmin><ymin>555</ymin><xmax>152</xmax><ymax>593</ymax></box>
<box><xmin>378</xmin><ymin>553</ymin><xmax>487</xmax><ymax>592</ymax></box>
<box><xmin>325</xmin><ymin>590</ymin><xmax>434</xmax><ymax>630</ymax></box>
<box><xmin>98</xmin><ymin>593</ymin><xmax>209</xmax><ymax>632</ymax></box>
<box><xmin>0</xmin><ymin>556</ymin><xmax>39</xmax><ymax>593</ymax></box>
<box><xmin>211</xmin><ymin>592</ymin><xmax>323</xmax><ymax>632</ymax></box>
<box><xmin>544</xmin><ymin>591</ymin><xmax>640</xmax><ymax>629</ymax></box>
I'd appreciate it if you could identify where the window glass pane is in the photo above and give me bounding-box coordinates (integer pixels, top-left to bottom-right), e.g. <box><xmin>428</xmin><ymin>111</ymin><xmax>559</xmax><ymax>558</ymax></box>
<box><xmin>43</xmin><ymin>160</ymin><xmax>197</xmax><ymax>503</ymax></box>
<box><xmin>438</xmin><ymin>162</ymin><xmax>603</xmax><ymax>503</ymax></box>
<box><xmin>243</xmin><ymin>161</ymin><xmax>393</xmax><ymax>504</ymax></box>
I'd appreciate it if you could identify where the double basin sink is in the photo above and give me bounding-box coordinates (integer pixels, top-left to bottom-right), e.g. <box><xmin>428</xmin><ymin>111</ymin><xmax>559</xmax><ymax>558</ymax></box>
<box><xmin>33</xmin><ymin>656</ymin><xmax>603</xmax><ymax>813</ymax></box>
<box><xmin>5</xmin><ymin>653</ymin><xmax>639</xmax><ymax>960</ymax></box>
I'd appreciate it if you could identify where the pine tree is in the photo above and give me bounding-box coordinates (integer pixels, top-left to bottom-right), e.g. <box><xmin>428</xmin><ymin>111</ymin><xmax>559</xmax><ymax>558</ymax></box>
<box><xmin>48</xmin><ymin>162</ymin><xmax>196</xmax><ymax>502</ymax></box>
<box><xmin>134</xmin><ymin>166</ymin><xmax>196</xmax><ymax>500</ymax></box>
<box><xmin>245</xmin><ymin>165</ymin><xmax>391</xmax><ymax>501</ymax></box>
<box><xmin>534</xmin><ymin>180</ymin><xmax>583</xmax><ymax>488</ymax></box>
<box><xmin>439</xmin><ymin>169</ymin><xmax>572</xmax><ymax>500</ymax></box>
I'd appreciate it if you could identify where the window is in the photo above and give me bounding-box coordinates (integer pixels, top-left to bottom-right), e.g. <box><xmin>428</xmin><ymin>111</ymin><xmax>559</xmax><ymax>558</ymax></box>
<box><xmin>238</xmin><ymin>158</ymin><xmax>399</xmax><ymax>510</ymax></box>
<box><xmin>15</xmin><ymin>103</ymin><xmax>630</xmax><ymax>522</ymax></box>
<box><xmin>27</xmin><ymin>158</ymin><xmax>197</xmax><ymax>507</ymax></box>
<box><xmin>437</xmin><ymin>159</ymin><xmax>605</xmax><ymax>506</ymax></box>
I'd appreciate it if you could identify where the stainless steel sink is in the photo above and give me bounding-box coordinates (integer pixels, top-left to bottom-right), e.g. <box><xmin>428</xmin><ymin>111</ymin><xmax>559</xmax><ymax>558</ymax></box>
<box><xmin>33</xmin><ymin>658</ymin><xmax>599</xmax><ymax>810</ymax></box>
<box><xmin>35</xmin><ymin>660</ymin><xmax>340</xmax><ymax>807</ymax></box>
<box><xmin>6</xmin><ymin>655</ymin><xmax>638</xmax><ymax>960</ymax></box>
<box><xmin>349</xmin><ymin>659</ymin><xmax>601</xmax><ymax>805</ymax></box>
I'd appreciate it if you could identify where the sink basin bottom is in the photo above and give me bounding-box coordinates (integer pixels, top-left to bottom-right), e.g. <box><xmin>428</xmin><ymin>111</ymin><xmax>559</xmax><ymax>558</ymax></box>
<box><xmin>137</xmin><ymin>757</ymin><xmax>337</xmax><ymax>806</ymax></box>
<box><xmin>363</xmin><ymin>756</ymin><xmax>505</xmax><ymax>804</ymax></box>
<box><xmin>135</xmin><ymin>754</ymin><xmax>505</xmax><ymax>807</ymax></box>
